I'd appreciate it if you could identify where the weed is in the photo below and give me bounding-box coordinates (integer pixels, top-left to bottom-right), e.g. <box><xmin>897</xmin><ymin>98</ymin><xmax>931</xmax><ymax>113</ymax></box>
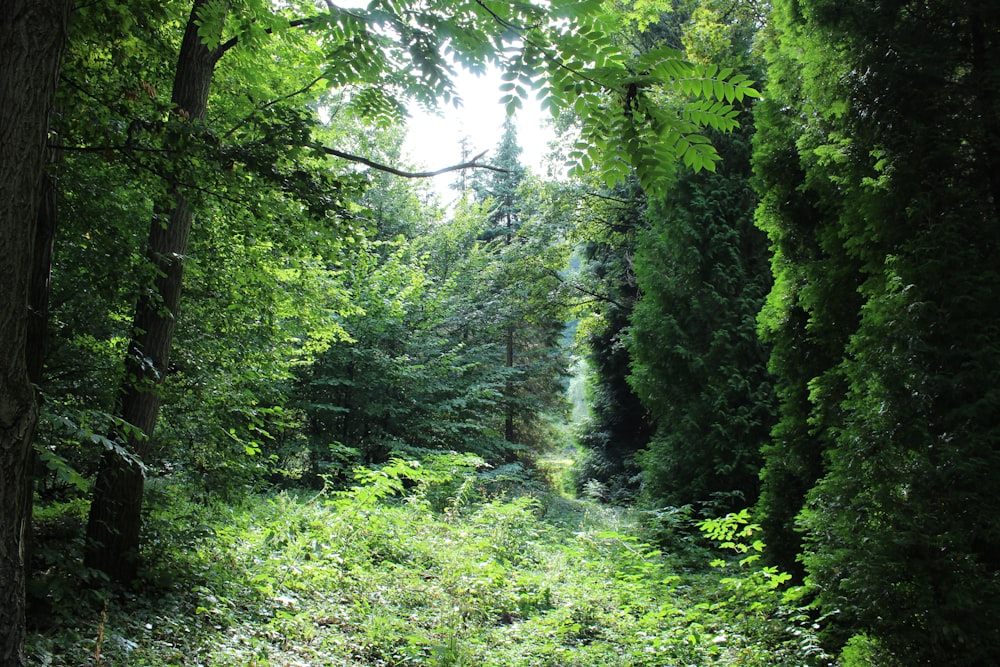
<box><xmin>27</xmin><ymin>458</ymin><xmax>833</xmax><ymax>666</ymax></box>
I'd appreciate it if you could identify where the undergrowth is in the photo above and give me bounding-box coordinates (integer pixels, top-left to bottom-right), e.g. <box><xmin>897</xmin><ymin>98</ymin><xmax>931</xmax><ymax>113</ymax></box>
<box><xmin>27</xmin><ymin>454</ymin><xmax>834</xmax><ymax>666</ymax></box>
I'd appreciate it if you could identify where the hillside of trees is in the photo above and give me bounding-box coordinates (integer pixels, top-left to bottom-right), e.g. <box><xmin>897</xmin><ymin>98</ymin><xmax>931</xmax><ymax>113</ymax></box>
<box><xmin>1</xmin><ymin>1</ymin><xmax>998</xmax><ymax>666</ymax></box>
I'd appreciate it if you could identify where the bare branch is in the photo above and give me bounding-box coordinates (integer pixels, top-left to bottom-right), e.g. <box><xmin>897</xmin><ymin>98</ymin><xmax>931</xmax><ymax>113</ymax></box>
<box><xmin>316</xmin><ymin>145</ymin><xmax>507</xmax><ymax>178</ymax></box>
<box><xmin>544</xmin><ymin>268</ymin><xmax>631</xmax><ymax>310</ymax></box>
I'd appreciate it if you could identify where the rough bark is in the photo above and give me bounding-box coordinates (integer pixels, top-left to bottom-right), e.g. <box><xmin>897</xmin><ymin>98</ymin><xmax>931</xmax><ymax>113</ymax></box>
<box><xmin>21</xmin><ymin>170</ymin><xmax>59</xmax><ymax>585</ymax></box>
<box><xmin>0</xmin><ymin>2</ymin><xmax>72</xmax><ymax>663</ymax></box>
<box><xmin>27</xmin><ymin>172</ymin><xmax>57</xmax><ymax>387</ymax></box>
<box><xmin>85</xmin><ymin>0</ymin><xmax>225</xmax><ymax>583</ymax></box>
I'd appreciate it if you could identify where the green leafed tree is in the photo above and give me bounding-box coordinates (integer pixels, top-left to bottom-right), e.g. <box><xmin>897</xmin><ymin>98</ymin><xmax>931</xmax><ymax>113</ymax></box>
<box><xmin>40</xmin><ymin>0</ymin><xmax>756</xmax><ymax>583</ymax></box>
<box><xmin>295</xmin><ymin>226</ymin><xmax>516</xmax><ymax>467</ymax></box>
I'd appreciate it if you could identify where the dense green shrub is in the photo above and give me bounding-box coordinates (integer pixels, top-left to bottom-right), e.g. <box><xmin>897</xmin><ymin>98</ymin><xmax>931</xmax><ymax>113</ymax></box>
<box><xmin>28</xmin><ymin>458</ymin><xmax>831</xmax><ymax>666</ymax></box>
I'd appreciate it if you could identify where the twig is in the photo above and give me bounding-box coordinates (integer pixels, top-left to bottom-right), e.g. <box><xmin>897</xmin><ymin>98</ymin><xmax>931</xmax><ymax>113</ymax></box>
<box><xmin>317</xmin><ymin>146</ymin><xmax>507</xmax><ymax>178</ymax></box>
<box><xmin>222</xmin><ymin>75</ymin><xmax>328</xmax><ymax>139</ymax></box>
<box><xmin>544</xmin><ymin>268</ymin><xmax>630</xmax><ymax>310</ymax></box>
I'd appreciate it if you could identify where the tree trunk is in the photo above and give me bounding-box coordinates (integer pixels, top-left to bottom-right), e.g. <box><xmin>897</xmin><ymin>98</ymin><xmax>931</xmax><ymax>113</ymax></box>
<box><xmin>502</xmin><ymin>223</ymin><xmax>516</xmax><ymax>446</ymax></box>
<box><xmin>504</xmin><ymin>326</ymin><xmax>515</xmax><ymax>444</ymax></box>
<box><xmin>85</xmin><ymin>0</ymin><xmax>225</xmax><ymax>583</ymax></box>
<box><xmin>0</xmin><ymin>2</ymin><xmax>72</xmax><ymax>663</ymax></box>
<box><xmin>22</xmin><ymin>170</ymin><xmax>59</xmax><ymax>585</ymax></box>
<box><xmin>27</xmin><ymin>172</ymin><xmax>57</xmax><ymax>387</ymax></box>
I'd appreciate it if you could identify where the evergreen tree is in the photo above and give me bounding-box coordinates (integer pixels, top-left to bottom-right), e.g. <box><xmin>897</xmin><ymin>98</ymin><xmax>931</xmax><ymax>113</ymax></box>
<box><xmin>752</xmin><ymin>0</ymin><xmax>866</xmax><ymax>578</ymax></box>
<box><xmin>573</xmin><ymin>179</ymin><xmax>654</xmax><ymax>502</ymax></box>
<box><xmin>297</xmin><ymin>167</ymin><xmax>572</xmax><ymax>471</ymax></box>
<box><xmin>627</xmin><ymin>0</ymin><xmax>773</xmax><ymax>516</ymax></box>
<box><xmin>629</xmin><ymin>123</ymin><xmax>772</xmax><ymax>515</ymax></box>
<box><xmin>474</xmin><ymin>117</ymin><xmax>526</xmax><ymax>241</ymax></box>
<box><xmin>470</xmin><ymin>124</ymin><xmax>571</xmax><ymax>453</ymax></box>
<box><xmin>494</xmin><ymin>179</ymin><xmax>574</xmax><ymax>452</ymax></box>
<box><xmin>756</xmin><ymin>1</ymin><xmax>1000</xmax><ymax>661</ymax></box>
<box><xmin>295</xmin><ymin>234</ymin><xmax>515</xmax><ymax>468</ymax></box>
<box><xmin>473</xmin><ymin>118</ymin><xmax>529</xmax><ymax>444</ymax></box>
<box><xmin>574</xmin><ymin>0</ymin><xmax>768</xmax><ymax>507</ymax></box>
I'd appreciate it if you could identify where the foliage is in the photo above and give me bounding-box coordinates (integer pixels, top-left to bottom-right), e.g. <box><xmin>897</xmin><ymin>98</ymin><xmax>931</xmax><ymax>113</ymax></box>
<box><xmin>569</xmin><ymin>1</ymin><xmax>768</xmax><ymax>507</ymax></box>
<box><xmin>469</xmin><ymin>117</ymin><xmax>526</xmax><ymax>239</ymax></box>
<box><xmin>571</xmin><ymin>178</ymin><xmax>653</xmax><ymax>503</ymax></box>
<box><xmin>461</xmin><ymin>122</ymin><xmax>575</xmax><ymax>452</ymax></box>
<box><xmin>293</xmin><ymin>224</ymin><xmax>520</xmax><ymax>467</ymax></box>
<box><xmin>26</xmin><ymin>459</ymin><xmax>831</xmax><ymax>667</ymax></box>
<box><xmin>627</xmin><ymin>0</ymin><xmax>774</xmax><ymax>515</ymax></box>
<box><xmin>754</xmin><ymin>0</ymin><xmax>1000</xmax><ymax>662</ymax></box>
<box><xmin>694</xmin><ymin>509</ymin><xmax>830</xmax><ymax>665</ymax></box>
<box><xmin>468</xmin><ymin>0</ymin><xmax>760</xmax><ymax>190</ymax></box>
<box><xmin>750</xmin><ymin>0</ymin><xmax>865</xmax><ymax>578</ymax></box>
<box><xmin>293</xmin><ymin>117</ymin><xmax>577</xmax><ymax>473</ymax></box>
<box><xmin>24</xmin><ymin>0</ymin><xmax>761</xmax><ymax>586</ymax></box>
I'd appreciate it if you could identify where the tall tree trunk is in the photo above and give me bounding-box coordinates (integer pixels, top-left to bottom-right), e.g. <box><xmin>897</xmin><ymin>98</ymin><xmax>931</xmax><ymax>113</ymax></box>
<box><xmin>85</xmin><ymin>0</ymin><xmax>226</xmax><ymax>583</ymax></box>
<box><xmin>0</xmin><ymin>2</ymin><xmax>72</xmax><ymax>663</ymax></box>
<box><xmin>27</xmin><ymin>172</ymin><xmax>57</xmax><ymax>387</ymax></box>
<box><xmin>504</xmin><ymin>326</ymin><xmax>515</xmax><ymax>444</ymax></box>
<box><xmin>22</xmin><ymin>169</ymin><xmax>59</xmax><ymax>585</ymax></box>
<box><xmin>502</xmin><ymin>226</ymin><xmax>516</xmax><ymax>446</ymax></box>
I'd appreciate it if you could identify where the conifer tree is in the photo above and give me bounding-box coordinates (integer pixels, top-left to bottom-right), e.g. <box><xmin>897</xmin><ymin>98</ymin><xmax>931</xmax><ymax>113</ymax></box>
<box><xmin>474</xmin><ymin>117</ymin><xmax>526</xmax><ymax>241</ymax></box>
<box><xmin>471</xmin><ymin>121</ymin><xmax>570</xmax><ymax>451</ymax></box>
<box><xmin>752</xmin><ymin>0</ymin><xmax>866</xmax><ymax>578</ymax></box>
<box><xmin>629</xmin><ymin>124</ymin><xmax>772</xmax><ymax>514</ymax></box>
<box><xmin>573</xmin><ymin>179</ymin><xmax>653</xmax><ymax>502</ymax></box>
<box><xmin>756</xmin><ymin>1</ymin><xmax>1000</xmax><ymax>661</ymax></box>
<box><xmin>627</xmin><ymin>0</ymin><xmax>773</xmax><ymax>515</ymax></box>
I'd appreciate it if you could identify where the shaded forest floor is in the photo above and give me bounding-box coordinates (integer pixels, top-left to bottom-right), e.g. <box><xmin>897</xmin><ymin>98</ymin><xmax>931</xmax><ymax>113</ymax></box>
<box><xmin>26</xmin><ymin>457</ymin><xmax>832</xmax><ymax>666</ymax></box>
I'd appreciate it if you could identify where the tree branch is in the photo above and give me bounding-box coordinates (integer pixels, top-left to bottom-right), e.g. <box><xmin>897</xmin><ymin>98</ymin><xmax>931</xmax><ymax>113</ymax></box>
<box><xmin>55</xmin><ymin>143</ymin><xmax>174</xmax><ymax>154</ymax></box>
<box><xmin>544</xmin><ymin>268</ymin><xmax>631</xmax><ymax>310</ymax></box>
<box><xmin>583</xmin><ymin>191</ymin><xmax>644</xmax><ymax>205</ymax></box>
<box><xmin>222</xmin><ymin>74</ymin><xmax>327</xmax><ymax>139</ymax></box>
<box><xmin>316</xmin><ymin>145</ymin><xmax>507</xmax><ymax>178</ymax></box>
<box><xmin>215</xmin><ymin>4</ymin><xmax>370</xmax><ymax>59</ymax></box>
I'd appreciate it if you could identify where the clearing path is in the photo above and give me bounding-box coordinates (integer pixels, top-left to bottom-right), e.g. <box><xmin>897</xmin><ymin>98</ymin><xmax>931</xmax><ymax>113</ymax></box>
<box><xmin>29</xmin><ymin>459</ymin><xmax>830</xmax><ymax>666</ymax></box>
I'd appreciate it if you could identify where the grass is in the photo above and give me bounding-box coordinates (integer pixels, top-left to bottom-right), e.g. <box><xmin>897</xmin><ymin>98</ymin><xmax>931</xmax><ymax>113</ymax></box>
<box><xmin>26</xmin><ymin>456</ymin><xmax>834</xmax><ymax>666</ymax></box>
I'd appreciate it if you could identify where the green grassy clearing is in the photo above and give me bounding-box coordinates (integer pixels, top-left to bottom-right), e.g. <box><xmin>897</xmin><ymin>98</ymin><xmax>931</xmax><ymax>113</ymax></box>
<box><xmin>27</xmin><ymin>457</ymin><xmax>831</xmax><ymax>666</ymax></box>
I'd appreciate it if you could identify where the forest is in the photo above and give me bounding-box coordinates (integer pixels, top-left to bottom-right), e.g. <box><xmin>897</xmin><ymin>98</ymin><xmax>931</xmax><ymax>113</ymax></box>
<box><xmin>1</xmin><ymin>0</ymin><xmax>998</xmax><ymax>665</ymax></box>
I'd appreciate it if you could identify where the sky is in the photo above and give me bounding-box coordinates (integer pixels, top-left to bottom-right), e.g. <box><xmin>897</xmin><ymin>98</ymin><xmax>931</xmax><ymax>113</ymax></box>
<box><xmin>401</xmin><ymin>68</ymin><xmax>557</xmax><ymax>202</ymax></box>
<box><xmin>328</xmin><ymin>0</ymin><xmax>559</xmax><ymax>201</ymax></box>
